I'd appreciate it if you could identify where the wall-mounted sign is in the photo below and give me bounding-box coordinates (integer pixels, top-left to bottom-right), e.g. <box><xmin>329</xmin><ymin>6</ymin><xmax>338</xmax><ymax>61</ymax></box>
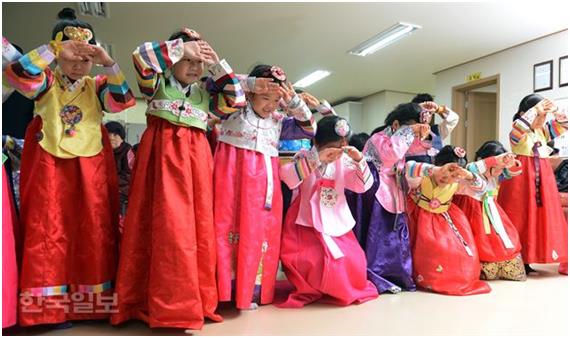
<box><xmin>466</xmin><ymin>72</ymin><xmax>482</xmax><ymax>82</ymax></box>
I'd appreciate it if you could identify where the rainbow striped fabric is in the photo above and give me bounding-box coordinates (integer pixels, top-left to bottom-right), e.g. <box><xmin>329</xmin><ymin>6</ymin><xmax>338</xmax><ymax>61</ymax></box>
<box><xmin>21</xmin><ymin>281</ymin><xmax>113</xmax><ymax>297</ymax></box>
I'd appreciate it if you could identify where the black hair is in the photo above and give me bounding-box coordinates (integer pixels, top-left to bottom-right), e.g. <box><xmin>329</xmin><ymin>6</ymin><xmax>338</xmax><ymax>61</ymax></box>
<box><xmin>370</xmin><ymin>126</ymin><xmax>385</xmax><ymax>136</ymax></box>
<box><xmin>12</xmin><ymin>44</ymin><xmax>23</xmax><ymax>55</ymax></box>
<box><xmin>52</xmin><ymin>8</ymin><xmax>97</xmax><ymax>45</ymax></box>
<box><xmin>385</xmin><ymin>102</ymin><xmax>422</xmax><ymax>128</ymax></box>
<box><xmin>514</xmin><ymin>94</ymin><xmax>543</xmax><ymax>121</ymax></box>
<box><xmin>248</xmin><ymin>64</ymin><xmax>286</xmax><ymax>86</ymax></box>
<box><xmin>434</xmin><ymin>145</ymin><xmax>467</xmax><ymax>167</ymax></box>
<box><xmin>475</xmin><ymin>140</ymin><xmax>507</xmax><ymax>160</ymax></box>
<box><xmin>314</xmin><ymin>115</ymin><xmax>351</xmax><ymax>147</ymax></box>
<box><xmin>168</xmin><ymin>30</ymin><xmax>202</xmax><ymax>43</ymax></box>
<box><xmin>348</xmin><ymin>132</ymin><xmax>370</xmax><ymax>152</ymax></box>
<box><xmin>370</xmin><ymin>103</ymin><xmax>421</xmax><ymax>135</ymax></box>
<box><xmin>104</xmin><ymin>121</ymin><xmax>126</xmax><ymax>140</ymax></box>
<box><xmin>411</xmin><ymin>93</ymin><xmax>434</xmax><ymax>104</ymax></box>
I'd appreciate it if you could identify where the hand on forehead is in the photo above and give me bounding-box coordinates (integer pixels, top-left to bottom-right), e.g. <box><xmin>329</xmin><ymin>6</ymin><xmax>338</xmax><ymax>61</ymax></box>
<box><xmin>183</xmin><ymin>41</ymin><xmax>202</xmax><ymax>60</ymax></box>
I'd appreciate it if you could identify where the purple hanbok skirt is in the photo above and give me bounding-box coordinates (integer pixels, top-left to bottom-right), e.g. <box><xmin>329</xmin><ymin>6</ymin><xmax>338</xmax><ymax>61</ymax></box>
<box><xmin>346</xmin><ymin>162</ymin><xmax>416</xmax><ymax>293</ymax></box>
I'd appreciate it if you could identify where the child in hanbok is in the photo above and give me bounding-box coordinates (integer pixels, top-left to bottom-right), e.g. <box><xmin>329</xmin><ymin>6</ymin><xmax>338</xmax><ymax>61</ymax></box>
<box><xmin>454</xmin><ymin>141</ymin><xmax>526</xmax><ymax>281</ymax></box>
<box><xmin>497</xmin><ymin>95</ymin><xmax>568</xmax><ymax>273</ymax></box>
<box><xmin>4</xmin><ymin>7</ymin><xmax>136</xmax><ymax>326</ymax></box>
<box><xmin>279</xmin><ymin>115</ymin><xmax>379</xmax><ymax>308</ymax></box>
<box><xmin>214</xmin><ymin>65</ymin><xmax>315</xmax><ymax>310</ymax></box>
<box><xmin>113</xmin><ymin>28</ymin><xmax>245</xmax><ymax>330</ymax></box>
<box><xmin>405</xmin><ymin>146</ymin><xmax>491</xmax><ymax>295</ymax></box>
<box><xmin>347</xmin><ymin>102</ymin><xmax>430</xmax><ymax>293</ymax></box>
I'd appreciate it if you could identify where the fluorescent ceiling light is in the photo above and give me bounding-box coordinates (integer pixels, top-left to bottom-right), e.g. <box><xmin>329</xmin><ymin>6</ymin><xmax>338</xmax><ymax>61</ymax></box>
<box><xmin>348</xmin><ymin>22</ymin><xmax>421</xmax><ymax>57</ymax></box>
<box><xmin>293</xmin><ymin>70</ymin><xmax>331</xmax><ymax>88</ymax></box>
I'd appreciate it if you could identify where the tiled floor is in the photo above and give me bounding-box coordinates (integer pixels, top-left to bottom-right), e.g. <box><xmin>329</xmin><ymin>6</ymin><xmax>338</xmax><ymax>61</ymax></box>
<box><xmin>6</xmin><ymin>264</ymin><xmax>568</xmax><ymax>336</ymax></box>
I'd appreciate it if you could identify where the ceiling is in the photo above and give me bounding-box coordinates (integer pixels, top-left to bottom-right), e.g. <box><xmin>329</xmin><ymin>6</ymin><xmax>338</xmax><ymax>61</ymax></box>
<box><xmin>2</xmin><ymin>2</ymin><xmax>568</xmax><ymax>104</ymax></box>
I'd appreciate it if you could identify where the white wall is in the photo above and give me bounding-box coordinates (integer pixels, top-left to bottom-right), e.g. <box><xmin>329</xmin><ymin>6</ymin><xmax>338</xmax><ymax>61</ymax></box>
<box><xmin>333</xmin><ymin>90</ymin><xmax>417</xmax><ymax>134</ymax></box>
<box><xmin>360</xmin><ymin>90</ymin><xmax>416</xmax><ymax>134</ymax></box>
<box><xmin>331</xmin><ymin>101</ymin><xmax>364</xmax><ymax>133</ymax></box>
<box><xmin>360</xmin><ymin>92</ymin><xmax>386</xmax><ymax>134</ymax></box>
<box><xmin>435</xmin><ymin>30</ymin><xmax>568</xmax><ymax>147</ymax></box>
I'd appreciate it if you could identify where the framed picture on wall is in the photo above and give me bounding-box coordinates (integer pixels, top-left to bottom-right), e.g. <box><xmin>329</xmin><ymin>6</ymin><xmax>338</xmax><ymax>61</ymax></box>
<box><xmin>560</xmin><ymin>56</ymin><xmax>568</xmax><ymax>87</ymax></box>
<box><xmin>533</xmin><ymin>60</ymin><xmax>553</xmax><ymax>93</ymax></box>
<box><xmin>533</xmin><ymin>60</ymin><xmax>553</xmax><ymax>92</ymax></box>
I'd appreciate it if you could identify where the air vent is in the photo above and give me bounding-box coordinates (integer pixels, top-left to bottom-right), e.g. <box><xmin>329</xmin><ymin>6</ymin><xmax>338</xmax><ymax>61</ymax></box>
<box><xmin>77</xmin><ymin>2</ymin><xmax>110</xmax><ymax>18</ymax></box>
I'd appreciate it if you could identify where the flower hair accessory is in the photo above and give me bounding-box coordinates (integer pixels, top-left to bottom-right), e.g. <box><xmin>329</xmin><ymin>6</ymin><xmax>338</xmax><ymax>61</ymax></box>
<box><xmin>335</xmin><ymin>119</ymin><xmax>350</xmax><ymax>137</ymax></box>
<box><xmin>63</xmin><ymin>26</ymin><xmax>93</xmax><ymax>42</ymax></box>
<box><xmin>270</xmin><ymin>66</ymin><xmax>287</xmax><ymax>81</ymax></box>
<box><xmin>49</xmin><ymin>32</ymin><xmax>64</xmax><ymax>57</ymax></box>
<box><xmin>181</xmin><ymin>28</ymin><xmax>201</xmax><ymax>41</ymax></box>
<box><xmin>454</xmin><ymin>147</ymin><xmax>466</xmax><ymax>158</ymax></box>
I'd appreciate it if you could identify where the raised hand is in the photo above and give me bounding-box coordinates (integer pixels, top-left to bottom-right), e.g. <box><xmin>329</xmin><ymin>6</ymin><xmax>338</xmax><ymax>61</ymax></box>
<box><xmin>197</xmin><ymin>41</ymin><xmax>220</xmax><ymax>65</ymax></box>
<box><xmin>299</xmin><ymin>92</ymin><xmax>320</xmax><ymax>109</ymax></box>
<box><xmin>452</xmin><ymin>167</ymin><xmax>474</xmax><ymax>181</ymax></box>
<box><xmin>411</xmin><ymin>123</ymin><xmax>431</xmax><ymax>140</ymax></box>
<box><xmin>278</xmin><ymin>82</ymin><xmax>296</xmax><ymax>104</ymax></box>
<box><xmin>87</xmin><ymin>45</ymin><xmax>114</xmax><ymax>67</ymax></box>
<box><xmin>534</xmin><ymin>98</ymin><xmax>556</xmax><ymax>116</ymax></box>
<box><xmin>318</xmin><ymin>147</ymin><xmax>343</xmax><ymax>164</ymax></box>
<box><xmin>253</xmin><ymin>77</ymin><xmax>280</xmax><ymax>94</ymax></box>
<box><xmin>342</xmin><ymin>146</ymin><xmax>363</xmax><ymax>162</ymax></box>
<box><xmin>419</xmin><ymin>101</ymin><xmax>439</xmax><ymax>112</ymax></box>
<box><xmin>497</xmin><ymin>152</ymin><xmax>517</xmax><ymax>168</ymax></box>
<box><xmin>57</xmin><ymin>40</ymin><xmax>93</xmax><ymax>62</ymax></box>
<box><xmin>183</xmin><ymin>41</ymin><xmax>202</xmax><ymax>61</ymax></box>
<box><xmin>433</xmin><ymin>162</ymin><xmax>461</xmax><ymax>183</ymax></box>
<box><xmin>554</xmin><ymin>108</ymin><xmax>568</xmax><ymax>122</ymax></box>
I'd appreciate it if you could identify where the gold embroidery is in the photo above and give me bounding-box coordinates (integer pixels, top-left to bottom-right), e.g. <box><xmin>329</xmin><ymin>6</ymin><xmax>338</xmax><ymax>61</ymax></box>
<box><xmin>255</xmin><ymin>241</ymin><xmax>269</xmax><ymax>285</ymax></box>
<box><xmin>480</xmin><ymin>254</ymin><xmax>526</xmax><ymax>281</ymax></box>
<box><xmin>229</xmin><ymin>231</ymin><xmax>239</xmax><ymax>279</ymax></box>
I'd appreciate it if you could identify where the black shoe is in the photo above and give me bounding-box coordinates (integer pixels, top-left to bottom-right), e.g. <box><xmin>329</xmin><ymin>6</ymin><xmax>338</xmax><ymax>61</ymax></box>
<box><xmin>46</xmin><ymin>321</ymin><xmax>73</xmax><ymax>330</ymax></box>
<box><xmin>524</xmin><ymin>264</ymin><xmax>538</xmax><ymax>275</ymax></box>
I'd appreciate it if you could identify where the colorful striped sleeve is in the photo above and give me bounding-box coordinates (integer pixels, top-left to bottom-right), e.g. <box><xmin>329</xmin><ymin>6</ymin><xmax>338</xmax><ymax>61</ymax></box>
<box><xmin>545</xmin><ymin>118</ymin><xmax>568</xmax><ymax>141</ymax></box>
<box><xmin>280</xmin><ymin>148</ymin><xmax>320</xmax><ymax>189</ymax></box>
<box><xmin>2</xmin><ymin>36</ymin><xmax>22</xmax><ymax>69</ymax></box>
<box><xmin>235</xmin><ymin>74</ymin><xmax>256</xmax><ymax>93</ymax></box>
<box><xmin>285</xmin><ymin>94</ymin><xmax>316</xmax><ymax>136</ymax></box>
<box><xmin>500</xmin><ymin>163</ymin><xmax>523</xmax><ymax>182</ymax></box>
<box><xmin>510</xmin><ymin>108</ymin><xmax>537</xmax><ymax>146</ymax></box>
<box><xmin>3</xmin><ymin>36</ymin><xmax>23</xmax><ymax>102</ymax></box>
<box><xmin>280</xmin><ymin>95</ymin><xmax>317</xmax><ymax>139</ymax></box>
<box><xmin>404</xmin><ymin>160</ymin><xmax>435</xmax><ymax>191</ymax></box>
<box><xmin>96</xmin><ymin>63</ymin><xmax>136</xmax><ymax>113</ymax></box>
<box><xmin>207</xmin><ymin>59</ymin><xmax>246</xmax><ymax>117</ymax></box>
<box><xmin>316</xmin><ymin>100</ymin><xmax>336</xmax><ymax>116</ymax></box>
<box><xmin>466</xmin><ymin>156</ymin><xmax>499</xmax><ymax>176</ymax></box>
<box><xmin>132</xmin><ymin>39</ymin><xmax>184</xmax><ymax>101</ymax></box>
<box><xmin>344</xmin><ymin>157</ymin><xmax>373</xmax><ymax>193</ymax></box>
<box><xmin>405</xmin><ymin>160</ymin><xmax>434</xmax><ymax>178</ymax></box>
<box><xmin>3</xmin><ymin>44</ymin><xmax>55</xmax><ymax>100</ymax></box>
